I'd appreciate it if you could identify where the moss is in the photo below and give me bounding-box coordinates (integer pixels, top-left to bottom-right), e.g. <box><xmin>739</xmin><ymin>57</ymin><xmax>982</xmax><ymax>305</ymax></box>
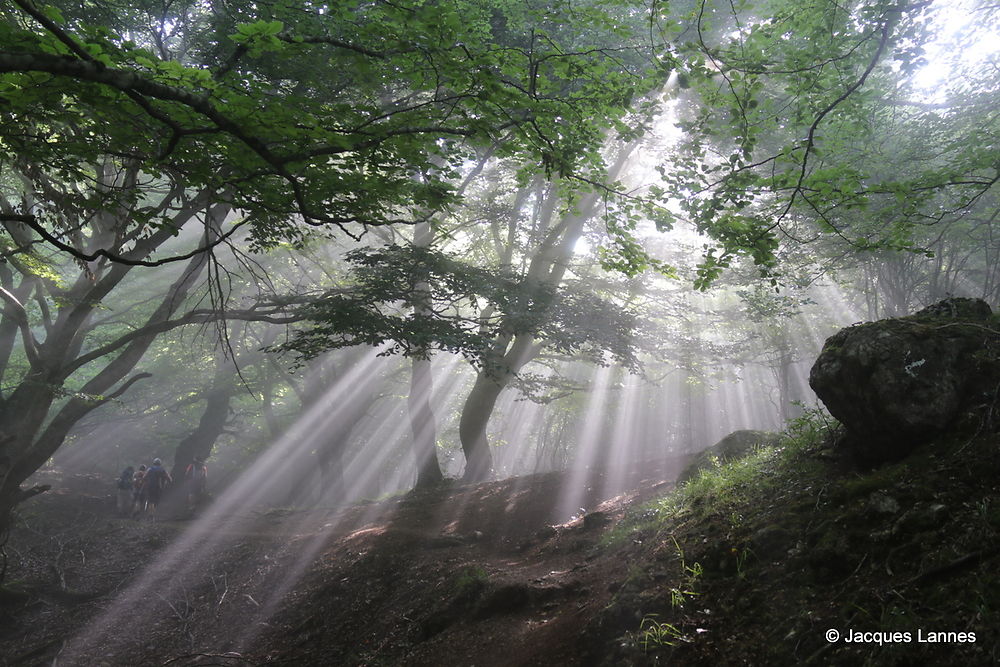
<box><xmin>839</xmin><ymin>467</ymin><xmax>904</xmax><ymax>500</ymax></box>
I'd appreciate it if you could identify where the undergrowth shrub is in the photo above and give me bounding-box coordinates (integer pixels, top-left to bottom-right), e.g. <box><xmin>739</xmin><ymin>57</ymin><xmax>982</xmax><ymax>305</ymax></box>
<box><xmin>453</xmin><ymin>565</ymin><xmax>489</xmax><ymax>600</ymax></box>
<box><xmin>604</xmin><ymin>405</ymin><xmax>838</xmax><ymax>544</ymax></box>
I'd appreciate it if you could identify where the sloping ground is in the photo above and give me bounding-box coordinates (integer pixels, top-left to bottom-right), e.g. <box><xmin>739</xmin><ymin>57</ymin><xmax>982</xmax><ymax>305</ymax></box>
<box><xmin>248</xmin><ymin>465</ymin><xmax>679</xmax><ymax>667</ymax></box>
<box><xmin>585</xmin><ymin>422</ymin><xmax>1000</xmax><ymax>666</ymax></box>
<box><xmin>249</xmin><ymin>418</ymin><xmax>1000</xmax><ymax>666</ymax></box>
<box><xmin>0</xmin><ymin>460</ymin><xmax>678</xmax><ymax>666</ymax></box>
<box><xmin>2</xmin><ymin>425</ymin><xmax>999</xmax><ymax>666</ymax></box>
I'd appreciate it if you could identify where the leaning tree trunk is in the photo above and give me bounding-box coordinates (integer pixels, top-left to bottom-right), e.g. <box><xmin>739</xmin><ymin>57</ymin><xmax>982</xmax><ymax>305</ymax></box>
<box><xmin>455</xmin><ymin>139</ymin><xmax>639</xmax><ymax>482</ymax></box>
<box><xmin>169</xmin><ymin>324</ymin><xmax>266</xmax><ymax>481</ymax></box>
<box><xmin>170</xmin><ymin>374</ymin><xmax>238</xmax><ymax>481</ymax></box>
<box><xmin>459</xmin><ymin>373</ymin><xmax>507</xmax><ymax>482</ymax></box>
<box><xmin>160</xmin><ymin>376</ymin><xmax>236</xmax><ymax>517</ymax></box>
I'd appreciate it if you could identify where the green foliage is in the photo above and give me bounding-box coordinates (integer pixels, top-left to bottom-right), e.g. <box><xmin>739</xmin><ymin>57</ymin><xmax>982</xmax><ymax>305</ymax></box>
<box><xmin>638</xmin><ymin>614</ymin><xmax>684</xmax><ymax>650</ymax></box>
<box><xmin>658</xmin><ymin>0</ymin><xmax>1000</xmax><ymax>287</ymax></box>
<box><xmin>674</xmin><ymin>447</ymin><xmax>779</xmax><ymax>519</ymax></box>
<box><xmin>667</xmin><ymin>535</ymin><xmax>701</xmax><ymax>609</ymax></box>
<box><xmin>606</xmin><ymin>406</ymin><xmax>836</xmax><ymax>543</ymax></box>
<box><xmin>4</xmin><ymin>248</ymin><xmax>67</xmax><ymax>289</ymax></box>
<box><xmin>452</xmin><ymin>565</ymin><xmax>489</xmax><ymax>600</ymax></box>
<box><xmin>734</xmin><ymin>546</ymin><xmax>752</xmax><ymax>579</ymax></box>
<box><xmin>669</xmin><ymin>407</ymin><xmax>835</xmax><ymax>519</ymax></box>
<box><xmin>274</xmin><ymin>244</ymin><xmax>643</xmax><ymax>374</ymax></box>
<box><xmin>783</xmin><ymin>402</ymin><xmax>838</xmax><ymax>450</ymax></box>
<box><xmin>230</xmin><ymin>20</ymin><xmax>285</xmax><ymax>56</ymax></box>
<box><xmin>1</xmin><ymin>0</ymin><xmax>662</xmax><ymax>255</ymax></box>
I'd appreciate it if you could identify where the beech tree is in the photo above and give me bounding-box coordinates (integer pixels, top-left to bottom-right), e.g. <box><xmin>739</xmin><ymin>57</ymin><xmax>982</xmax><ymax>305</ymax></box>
<box><xmin>0</xmin><ymin>0</ymin><xmax>663</xmax><ymax>538</ymax></box>
<box><xmin>277</xmin><ymin>139</ymin><xmax>651</xmax><ymax>480</ymax></box>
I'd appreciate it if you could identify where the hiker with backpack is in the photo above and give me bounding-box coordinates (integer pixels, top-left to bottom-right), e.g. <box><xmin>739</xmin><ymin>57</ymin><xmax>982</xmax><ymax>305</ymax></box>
<box><xmin>142</xmin><ymin>458</ymin><xmax>172</xmax><ymax>519</ymax></box>
<box><xmin>131</xmin><ymin>464</ymin><xmax>147</xmax><ymax>517</ymax></box>
<box><xmin>184</xmin><ymin>456</ymin><xmax>208</xmax><ymax>510</ymax></box>
<box><xmin>115</xmin><ymin>466</ymin><xmax>134</xmax><ymax>516</ymax></box>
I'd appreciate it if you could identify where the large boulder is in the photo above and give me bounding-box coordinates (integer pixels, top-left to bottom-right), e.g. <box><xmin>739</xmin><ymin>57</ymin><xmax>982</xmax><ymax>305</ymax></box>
<box><xmin>809</xmin><ymin>297</ymin><xmax>1000</xmax><ymax>463</ymax></box>
<box><xmin>677</xmin><ymin>430</ymin><xmax>784</xmax><ymax>483</ymax></box>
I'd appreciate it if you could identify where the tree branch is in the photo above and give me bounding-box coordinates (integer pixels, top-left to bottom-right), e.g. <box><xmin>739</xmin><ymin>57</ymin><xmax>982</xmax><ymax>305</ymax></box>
<box><xmin>61</xmin><ymin>307</ymin><xmax>301</xmax><ymax>379</ymax></box>
<box><xmin>0</xmin><ymin>285</ymin><xmax>40</xmax><ymax>367</ymax></box>
<box><xmin>102</xmin><ymin>372</ymin><xmax>153</xmax><ymax>402</ymax></box>
<box><xmin>775</xmin><ymin>11</ymin><xmax>896</xmax><ymax>225</ymax></box>
<box><xmin>3</xmin><ymin>213</ymin><xmax>248</xmax><ymax>267</ymax></box>
<box><xmin>278</xmin><ymin>32</ymin><xmax>396</xmax><ymax>59</ymax></box>
<box><xmin>0</xmin><ymin>52</ymin><xmax>287</xmax><ymax>175</ymax></box>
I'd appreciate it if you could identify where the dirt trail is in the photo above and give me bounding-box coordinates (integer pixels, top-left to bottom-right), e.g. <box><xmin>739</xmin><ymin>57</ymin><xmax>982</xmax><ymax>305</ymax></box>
<box><xmin>8</xmin><ymin>438</ymin><xmax>999</xmax><ymax>666</ymax></box>
<box><xmin>253</xmin><ymin>460</ymin><xmax>680</xmax><ymax>666</ymax></box>
<box><xmin>0</xmin><ymin>460</ymin><xmax>680</xmax><ymax>666</ymax></box>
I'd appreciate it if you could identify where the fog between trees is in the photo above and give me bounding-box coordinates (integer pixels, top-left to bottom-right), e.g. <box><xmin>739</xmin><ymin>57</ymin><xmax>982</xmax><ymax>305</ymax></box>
<box><xmin>1</xmin><ymin>0</ymin><xmax>997</xmax><ymax>537</ymax></box>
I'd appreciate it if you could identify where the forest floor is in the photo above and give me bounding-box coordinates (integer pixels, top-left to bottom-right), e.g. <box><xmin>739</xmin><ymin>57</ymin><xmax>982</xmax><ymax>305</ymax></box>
<box><xmin>2</xmin><ymin>423</ymin><xmax>999</xmax><ymax>666</ymax></box>
<box><xmin>0</xmin><ymin>460</ymin><xmax>678</xmax><ymax>666</ymax></box>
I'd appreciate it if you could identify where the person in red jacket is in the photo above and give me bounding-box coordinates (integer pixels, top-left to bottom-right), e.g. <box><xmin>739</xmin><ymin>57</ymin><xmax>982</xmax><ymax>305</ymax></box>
<box><xmin>184</xmin><ymin>456</ymin><xmax>208</xmax><ymax>510</ymax></box>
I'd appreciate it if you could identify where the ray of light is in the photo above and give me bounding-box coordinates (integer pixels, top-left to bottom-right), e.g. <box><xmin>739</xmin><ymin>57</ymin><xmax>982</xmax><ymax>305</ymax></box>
<box><xmin>61</xmin><ymin>349</ymin><xmax>404</xmax><ymax>660</ymax></box>
<box><xmin>554</xmin><ymin>365</ymin><xmax>615</xmax><ymax>521</ymax></box>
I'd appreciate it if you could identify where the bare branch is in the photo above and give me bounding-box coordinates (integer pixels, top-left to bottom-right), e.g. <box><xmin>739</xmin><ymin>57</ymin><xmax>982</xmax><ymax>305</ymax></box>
<box><xmin>278</xmin><ymin>32</ymin><xmax>395</xmax><ymax>59</ymax></box>
<box><xmin>102</xmin><ymin>372</ymin><xmax>153</xmax><ymax>401</ymax></box>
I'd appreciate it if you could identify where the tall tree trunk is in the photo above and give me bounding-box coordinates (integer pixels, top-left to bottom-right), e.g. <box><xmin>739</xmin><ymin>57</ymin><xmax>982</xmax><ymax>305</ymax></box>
<box><xmin>408</xmin><ymin>221</ymin><xmax>444</xmax><ymax>487</ymax></box>
<box><xmin>409</xmin><ymin>356</ymin><xmax>444</xmax><ymax>487</ymax></box>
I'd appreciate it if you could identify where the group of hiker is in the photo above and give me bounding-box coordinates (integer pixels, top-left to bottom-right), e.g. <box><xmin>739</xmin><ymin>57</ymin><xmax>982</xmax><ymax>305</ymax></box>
<box><xmin>115</xmin><ymin>457</ymin><xmax>208</xmax><ymax>518</ymax></box>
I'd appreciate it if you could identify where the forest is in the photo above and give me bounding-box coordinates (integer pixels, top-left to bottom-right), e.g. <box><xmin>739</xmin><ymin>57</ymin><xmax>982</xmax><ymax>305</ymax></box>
<box><xmin>0</xmin><ymin>0</ymin><xmax>998</xmax><ymax>664</ymax></box>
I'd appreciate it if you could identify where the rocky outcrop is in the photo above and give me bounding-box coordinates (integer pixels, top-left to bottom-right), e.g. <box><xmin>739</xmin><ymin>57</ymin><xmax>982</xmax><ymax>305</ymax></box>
<box><xmin>809</xmin><ymin>297</ymin><xmax>1000</xmax><ymax>463</ymax></box>
<box><xmin>677</xmin><ymin>430</ymin><xmax>783</xmax><ymax>483</ymax></box>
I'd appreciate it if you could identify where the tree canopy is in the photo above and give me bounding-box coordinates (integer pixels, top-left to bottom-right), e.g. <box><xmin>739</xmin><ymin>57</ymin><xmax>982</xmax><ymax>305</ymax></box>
<box><xmin>275</xmin><ymin>243</ymin><xmax>642</xmax><ymax>372</ymax></box>
<box><xmin>1</xmin><ymin>0</ymin><xmax>998</xmax><ymax>518</ymax></box>
<box><xmin>1</xmin><ymin>0</ymin><xmax>661</xmax><ymax>258</ymax></box>
<box><xmin>659</xmin><ymin>0</ymin><xmax>1000</xmax><ymax>287</ymax></box>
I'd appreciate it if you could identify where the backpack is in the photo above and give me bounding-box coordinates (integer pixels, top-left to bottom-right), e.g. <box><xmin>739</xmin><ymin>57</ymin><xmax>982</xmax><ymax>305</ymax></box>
<box><xmin>144</xmin><ymin>465</ymin><xmax>166</xmax><ymax>489</ymax></box>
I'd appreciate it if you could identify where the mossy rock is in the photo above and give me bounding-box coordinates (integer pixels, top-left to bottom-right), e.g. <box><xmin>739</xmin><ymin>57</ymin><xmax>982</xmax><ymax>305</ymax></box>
<box><xmin>810</xmin><ymin>297</ymin><xmax>1000</xmax><ymax>464</ymax></box>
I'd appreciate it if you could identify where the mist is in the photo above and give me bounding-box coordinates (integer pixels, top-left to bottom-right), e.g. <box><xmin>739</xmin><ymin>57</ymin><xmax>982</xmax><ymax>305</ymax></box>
<box><xmin>2</xmin><ymin>0</ymin><xmax>997</xmax><ymax>664</ymax></box>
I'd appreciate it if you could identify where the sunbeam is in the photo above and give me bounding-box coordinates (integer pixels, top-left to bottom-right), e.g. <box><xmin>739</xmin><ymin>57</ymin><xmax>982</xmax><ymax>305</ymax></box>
<box><xmin>4</xmin><ymin>1</ymin><xmax>997</xmax><ymax>663</ymax></box>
